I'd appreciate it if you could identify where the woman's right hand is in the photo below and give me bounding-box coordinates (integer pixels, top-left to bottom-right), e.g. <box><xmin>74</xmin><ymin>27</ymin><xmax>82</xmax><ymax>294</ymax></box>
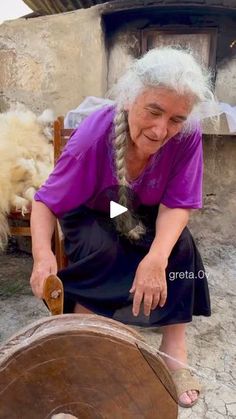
<box><xmin>30</xmin><ymin>250</ymin><xmax>58</xmax><ymax>299</ymax></box>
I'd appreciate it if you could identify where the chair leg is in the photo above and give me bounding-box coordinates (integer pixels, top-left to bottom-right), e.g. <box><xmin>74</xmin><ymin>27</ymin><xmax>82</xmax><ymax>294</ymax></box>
<box><xmin>54</xmin><ymin>220</ymin><xmax>68</xmax><ymax>270</ymax></box>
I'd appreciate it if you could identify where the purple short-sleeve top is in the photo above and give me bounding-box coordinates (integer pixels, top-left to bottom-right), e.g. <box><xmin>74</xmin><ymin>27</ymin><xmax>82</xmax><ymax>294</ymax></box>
<box><xmin>35</xmin><ymin>106</ymin><xmax>203</xmax><ymax>217</ymax></box>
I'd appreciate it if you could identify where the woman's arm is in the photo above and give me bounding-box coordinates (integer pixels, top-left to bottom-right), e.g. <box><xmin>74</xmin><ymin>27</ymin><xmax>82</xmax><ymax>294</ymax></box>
<box><xmin>30</xmin><ymin>200</ymin><xmax>57</xmax><ymax>298</ymax></box>
<box><xmin>149</xmin><ymin>203</ymin><xmax>190</xmax><ymax>259</ymax></box>
<box><xmin>31</xmin><ymin>200</ymin><xmax>56</xmax><ymax>257</ymax></box>
<box><xmin>131</xmin><ymin>204</ymin><xmax>191</xmax><ymax>317</ymax></box>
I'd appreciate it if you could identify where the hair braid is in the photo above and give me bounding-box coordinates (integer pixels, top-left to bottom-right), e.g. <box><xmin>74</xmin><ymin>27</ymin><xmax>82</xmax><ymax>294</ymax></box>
<box><xmin>113</xmin><ymin>109</ymin><xmax>146</xmax><ymax>241</ymax></box>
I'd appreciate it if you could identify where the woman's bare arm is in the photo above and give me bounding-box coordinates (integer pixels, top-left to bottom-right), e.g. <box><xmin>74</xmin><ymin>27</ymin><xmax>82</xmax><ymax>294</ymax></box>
<box><xmin>131</xmin><ymin>203</ymin><xmax>191</xmax><ymax>316</ymax></box>
<box><xmin>149</xmin><ymin>203</ymin><xmax>190</xmax><ymax>259</ymax></box>
<box><xmin>31</xmin><ymin>200</ymin><xmax>56</xmax><ymax>257</ymax></box>
<box><xmin>30</xmin><ymin>200</ymin><xmax>58</xmax><ymax>298</ymax></box>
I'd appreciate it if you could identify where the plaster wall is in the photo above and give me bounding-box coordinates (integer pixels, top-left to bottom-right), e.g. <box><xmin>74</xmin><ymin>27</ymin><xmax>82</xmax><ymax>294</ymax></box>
<box><xmin>0</xmin><ymin>7</ymin><xmax>107</xmax><ymax>115</ymax></box>
<box><xmin>190</xmin><ymin>135</ymin><xmax>236</xmax><ymax>246</ymax></box>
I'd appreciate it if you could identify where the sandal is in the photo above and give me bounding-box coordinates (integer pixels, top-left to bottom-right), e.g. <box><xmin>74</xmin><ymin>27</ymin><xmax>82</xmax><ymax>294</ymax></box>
<box><xmin>171</xmin><ymin>368</ymin><xmax>201</xmax><ymax>408</ymax></box>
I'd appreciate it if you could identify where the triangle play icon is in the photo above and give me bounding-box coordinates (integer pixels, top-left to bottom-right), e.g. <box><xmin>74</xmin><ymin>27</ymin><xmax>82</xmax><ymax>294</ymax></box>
<box><xmin>110</xmin><ymin>201</ymin><xmax>128</xmax><ymax>218</ymax></box>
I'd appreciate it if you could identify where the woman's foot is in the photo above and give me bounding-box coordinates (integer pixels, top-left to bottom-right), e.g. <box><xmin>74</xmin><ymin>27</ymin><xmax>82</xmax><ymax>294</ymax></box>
<box><xmin>160</xmin><ymin>324</ymin><xmax>199</xmax><ymax>407</ymax></box>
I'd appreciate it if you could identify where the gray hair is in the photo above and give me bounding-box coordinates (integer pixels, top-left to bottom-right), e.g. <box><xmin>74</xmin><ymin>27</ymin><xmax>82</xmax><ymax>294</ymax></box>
<box><xmin>111</xmin><ymin>46</ymin><xmax>216</xmax><ymax>117</ymax></box>
<box><xmin>111</xmin><ymin>46</ymin><xmax>216</xmax><ymax>241</ymax></box>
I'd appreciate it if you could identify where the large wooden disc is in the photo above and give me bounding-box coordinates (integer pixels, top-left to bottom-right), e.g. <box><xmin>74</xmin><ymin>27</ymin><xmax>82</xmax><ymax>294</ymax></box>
<box><xmin>0</xmin><ymin>314</ymin><xmax>178</xmax><ymax>419</ymax></box>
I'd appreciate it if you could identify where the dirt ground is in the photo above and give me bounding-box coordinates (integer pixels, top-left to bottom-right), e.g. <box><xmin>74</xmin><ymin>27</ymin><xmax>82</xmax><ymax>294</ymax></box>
<box><xmin>0</xmin><ymin>237</ymin><xmax>235</xmax><ymax>419</ymax></box>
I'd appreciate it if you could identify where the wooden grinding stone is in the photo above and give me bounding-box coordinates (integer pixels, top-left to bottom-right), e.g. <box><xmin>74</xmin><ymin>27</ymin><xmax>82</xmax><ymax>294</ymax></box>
<box><xmin>0</xmin><ymin>314</ymin><xmax>178</xmax><ymax>419</ymax></box>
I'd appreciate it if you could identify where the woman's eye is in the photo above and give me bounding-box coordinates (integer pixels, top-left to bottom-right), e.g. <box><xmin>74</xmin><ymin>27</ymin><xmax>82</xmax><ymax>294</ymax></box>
<box><xmin>171</xmin><ymin>119</ymin><xmax>182</xmax><ymax>124</ymax></box>
<box><xmin>148</xmin><ymin>110</ymin><xmax>161</xmax><ymax>116</ymax></box>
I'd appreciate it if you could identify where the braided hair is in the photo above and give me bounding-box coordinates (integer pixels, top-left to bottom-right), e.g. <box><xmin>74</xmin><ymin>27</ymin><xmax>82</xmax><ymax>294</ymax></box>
<box><xmin>113</xmin><ymin>109</ymin><xmax>146</xmax><ymax>241</ymax></box>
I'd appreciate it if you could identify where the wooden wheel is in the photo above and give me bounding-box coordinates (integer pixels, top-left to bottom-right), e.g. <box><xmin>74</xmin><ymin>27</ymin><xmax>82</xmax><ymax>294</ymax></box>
<box><xmin>0</xmin><ymin>314</ymin><xmax>178</xmax><ymax>419</ymax></box>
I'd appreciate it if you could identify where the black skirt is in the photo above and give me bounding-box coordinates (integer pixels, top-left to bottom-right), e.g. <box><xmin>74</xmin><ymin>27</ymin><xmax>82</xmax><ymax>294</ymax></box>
<box><xmin>58</xmin><ymin>205</ymin><xmax>211</xmax><ymax>327</ymax></box>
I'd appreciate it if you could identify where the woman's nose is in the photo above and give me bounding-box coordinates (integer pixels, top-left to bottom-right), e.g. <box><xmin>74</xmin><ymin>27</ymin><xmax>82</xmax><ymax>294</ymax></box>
<box><xmin>151</xmin><ymin>120</ymin><xmax>168</xmax><ymax>140</ymax></box>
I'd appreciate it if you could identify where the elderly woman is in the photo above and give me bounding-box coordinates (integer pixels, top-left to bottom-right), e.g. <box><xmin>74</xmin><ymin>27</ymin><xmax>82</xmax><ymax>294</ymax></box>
<box><xmin>30</xmin><ymin>47</ymin><xmax>213</xmax><ymax>408</ymax></box>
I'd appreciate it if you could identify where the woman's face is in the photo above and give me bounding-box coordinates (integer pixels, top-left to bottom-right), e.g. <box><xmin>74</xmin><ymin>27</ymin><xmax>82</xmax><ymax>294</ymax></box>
<box><xmin>127</xmin><ymin>87</ymin><xmax>195</xmax><ymax>157</ymax></box>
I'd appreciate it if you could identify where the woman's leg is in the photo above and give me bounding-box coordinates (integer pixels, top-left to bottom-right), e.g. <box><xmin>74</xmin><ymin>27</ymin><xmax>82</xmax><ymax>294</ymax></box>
<box><xmin>159</xmin><ymin>323</ymin><xmax>199</xmax><ymax>406</ymax></box>
<box><xmin>58</xmin><ymin>206</ymin><xmax>121</xmax><ymax>314</ymax></box>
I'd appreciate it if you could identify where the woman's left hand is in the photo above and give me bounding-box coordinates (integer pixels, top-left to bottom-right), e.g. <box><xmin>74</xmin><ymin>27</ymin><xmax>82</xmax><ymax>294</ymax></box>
<box><xmin>130</xmin><ymin>252</ymin><xmax>168</xmax><ymax>317</ymax></box>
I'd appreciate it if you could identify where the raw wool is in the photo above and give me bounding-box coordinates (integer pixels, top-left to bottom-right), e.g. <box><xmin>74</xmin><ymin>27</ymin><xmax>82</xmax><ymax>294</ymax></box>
<box><xmin>0</xmin><ymin>106</ymin><xmax>54</xmax><ymax>250</ymax></box>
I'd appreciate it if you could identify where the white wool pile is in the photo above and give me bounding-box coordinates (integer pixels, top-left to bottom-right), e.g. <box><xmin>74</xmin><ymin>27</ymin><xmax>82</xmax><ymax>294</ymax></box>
<box><xmin>0</xmin><ymin>107</ymin><xmax>54</xmax><ymax>249</ymax></box>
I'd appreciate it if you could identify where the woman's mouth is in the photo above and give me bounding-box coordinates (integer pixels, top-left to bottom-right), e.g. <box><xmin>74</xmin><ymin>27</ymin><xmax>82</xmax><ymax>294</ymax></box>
<box><xmin>144</xmin><ymin>134</ymin><xmax>160</xmax><ymax>142</ymax></box>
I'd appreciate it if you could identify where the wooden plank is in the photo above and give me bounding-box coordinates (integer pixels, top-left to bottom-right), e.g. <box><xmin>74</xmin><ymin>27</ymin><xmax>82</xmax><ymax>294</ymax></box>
<box><xmin>141</xmin><ymin>27</ymin><xmax>217</xmax><ymax>69</ymax></box>
<box><xmin>9</xmin><ymin>226</ymin><xmax>31</xmax><ymax>236</ymax></box>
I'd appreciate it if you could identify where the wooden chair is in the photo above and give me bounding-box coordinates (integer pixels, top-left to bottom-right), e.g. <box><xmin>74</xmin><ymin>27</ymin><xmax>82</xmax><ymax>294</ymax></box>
<box><xmin>8</xmin><ymin>117</ymin><xmax>74</xmax><ymax>271</ymax></box>
<box><xmin>53</xmin><ymin>117</ymin><xmax>74</xmax><ymax>270</ymax></box>
<box><xmin>8</xmin><ymin>211</ymin><xmax>31</xmax><ymax>238</ymax></box>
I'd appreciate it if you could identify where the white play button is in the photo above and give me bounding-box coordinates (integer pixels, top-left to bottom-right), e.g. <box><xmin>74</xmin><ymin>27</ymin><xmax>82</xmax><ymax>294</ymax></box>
<box><xmin>110</xmin><ymin>200</ymin><xmax>128</xmax><ymax>218</ymax></box>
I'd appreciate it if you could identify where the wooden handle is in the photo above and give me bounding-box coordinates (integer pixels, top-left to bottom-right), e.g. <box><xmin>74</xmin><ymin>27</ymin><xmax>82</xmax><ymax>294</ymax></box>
<box><xmin>43</xmin><ymin>274</ymin><xmax>64</xmax><ymax>315</ymax></box>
